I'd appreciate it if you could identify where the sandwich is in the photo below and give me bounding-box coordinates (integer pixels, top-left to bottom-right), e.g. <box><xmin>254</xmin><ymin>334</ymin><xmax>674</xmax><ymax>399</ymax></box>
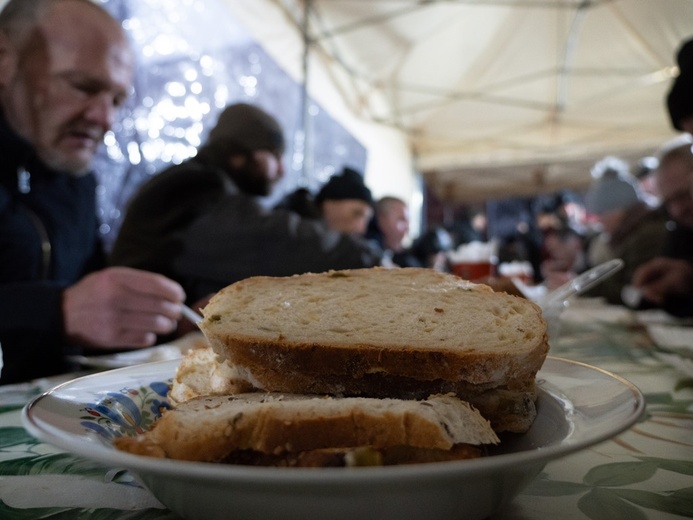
<box><xmin>115</xmin><ymin>267</ymin><xmax>548</xmax><ymax>466</ymax></box>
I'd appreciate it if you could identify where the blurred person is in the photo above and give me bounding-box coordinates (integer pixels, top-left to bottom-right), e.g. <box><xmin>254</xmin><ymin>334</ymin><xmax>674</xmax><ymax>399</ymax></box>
<box><xmin>410</xmin><ymin>227</ymin><xmax>454</xmax><ymax>271</ymax></box>
<box><xmin>373</xmin><ymin>196</ymin><xmax>410</xmax><ymax>252</ymax></box>
<box><xmin>634</xmin><ymin>156</ymin><xmax>661</xmax><ymax>208</ymax></box>
<box><xmin>498</xmin><ymin>220</ymin><xmax>542</xmax><ymax>284</ymax></box>
<box><xmin>276</xmin><ymin>167</ymin><xmax>374</xmax><ymax>236</ymax></box>
<box><xmin>0</xmin><ymin>0</ymin><xmax>186</xmax><ymax>384</ymax></box>
<box><xmin>650</xmin><ymin>137</ymin><xmax>693</xmax><ymax>232</ymax></box>
<box><xmin>535</xmin><ymin>190</ymin><xmax>587</xmax><ymax>234</ymax></box>
<box><xmin>313</xmin><ymin>167</ymin><xmax>374</xmax><ymax>236</ymax></box>
<box><xmin>667</xmin><ymin>37</ymin><xmax>693</xmax><ymax>135</ymax></box>
<box><xmin>580</xmin><ymin>157</ymin><xmax>668</xmax><ymax>305</ymax></box>
<box><xmin>111</xmin><ymin>103</ymin><xmax>381</xmax><ymax>308</ymax></box>
<box><xmin>446</xmin><ymin>206</ymin><xmax>485</xmax><ymax>247</ymax></box>
<box><xmin>539</xmin><ymin>222</ymin><xmax>587</xmax><ymax>291</ymax></box>
<box><xmin>631</xmin><ymin>137</ymin><xmax>693</xmax><ymax>315</ymax></box>
<box><xmin>274</xmin><ymin>186</ymin><xmax>321</xmax><ymax>219</ymax></box>
<box><xmin>630</xmin><ymin>33</ymin><xmax>693</xmax><ymax>316</ymax></box>
<box><xmin>366</xmin><ymin>195</ymin><xmax>421</xmax><ymax>267</ymax></box>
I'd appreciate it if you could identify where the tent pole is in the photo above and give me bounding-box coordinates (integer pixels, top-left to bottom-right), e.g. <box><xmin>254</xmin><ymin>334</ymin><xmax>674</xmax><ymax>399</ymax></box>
<box><xmin>299</xmin><ymin>0</ymin><xmax>313</xmax><ymax>185</ymax></box>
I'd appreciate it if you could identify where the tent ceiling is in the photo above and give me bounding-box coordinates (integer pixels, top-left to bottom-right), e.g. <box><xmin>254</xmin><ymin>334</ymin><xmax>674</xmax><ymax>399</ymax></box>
<box><xmin>275</xmin><ymin>0</ymin><xmax>693</xmax><ymax>202</ymax></box>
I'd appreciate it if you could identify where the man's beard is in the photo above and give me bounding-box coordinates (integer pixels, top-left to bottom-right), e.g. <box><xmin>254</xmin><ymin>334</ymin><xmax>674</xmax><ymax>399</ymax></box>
<box><xmin>40</xmin><ymin>122</ymin><xmax>104</xmax><ymax>176</ymax></box>
<box><xmin>231</xmin><ymin>157</ymin><xmax>275</xmax><ymax>196</ymax></box>
<box><xmin>39</xmin><ymin>148</ymin><xmax>93</xmax><ymax>177</ymax></box>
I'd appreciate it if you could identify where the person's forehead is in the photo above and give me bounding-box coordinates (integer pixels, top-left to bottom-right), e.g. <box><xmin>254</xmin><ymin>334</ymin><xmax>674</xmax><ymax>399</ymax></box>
<box><xmin>327</xmin><ymin>199</ymin><xmax>371</xmax><ymax>213</ymax></box>
<box><xmin>658</xmin><ymin>158</ymin><xmax>692</xmax><ymax>193</ymax></box>
<box><xmin>37</xmin><ymin>2</ymin><xmax>132</xmax><ymax>73</ymax></box>
<box><xmin>385</xmin><ymin>202</ymin><xmax>408</xmax><ymax>218</ymax></box>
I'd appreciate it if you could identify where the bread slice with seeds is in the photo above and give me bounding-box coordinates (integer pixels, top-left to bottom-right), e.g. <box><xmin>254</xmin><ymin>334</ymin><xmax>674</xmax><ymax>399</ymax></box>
<box><xmin>199</xmin><ymin>267</ymin><xmax>548</xmax><ymax>432</ymax></box>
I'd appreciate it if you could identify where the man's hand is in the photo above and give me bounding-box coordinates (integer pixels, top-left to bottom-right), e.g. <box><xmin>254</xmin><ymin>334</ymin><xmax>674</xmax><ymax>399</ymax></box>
<box><xmin>631</xmin><ymin>257</ymin><xmax>693</xmax><ymax>305</ymax></box>
<box><xmin>62</xmin><ymin>267</ymin><xmax>185</xmax><ymax>349</ymax></box>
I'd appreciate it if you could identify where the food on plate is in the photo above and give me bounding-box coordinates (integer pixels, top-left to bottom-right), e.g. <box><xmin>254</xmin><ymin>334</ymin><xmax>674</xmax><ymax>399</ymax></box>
<box><xmin>168</xmin><ymin>345</ymin><xmax>254</xmax><ymax>406</ymax></box>
<box><xmin>199</xmin><ymin>267</ymin><xmax>548</xmax><ymax>433</ymax></box>
<box><xmin>114</xmin><ymin>392</ymin><xmax>500</xmax><ymax>466</ymax></box>
<box><xmin>115</xmin><ymin>267</ymin><xmax>548</xmax><ymax>466</ymax></box>
<box><xmin>170</xmin><ymin>343</ymin><xmax>538</xmax><ymax>434</ymax></box>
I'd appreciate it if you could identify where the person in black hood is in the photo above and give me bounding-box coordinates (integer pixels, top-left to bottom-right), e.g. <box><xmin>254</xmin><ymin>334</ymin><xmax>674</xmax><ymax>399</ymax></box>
<box><xmin>111</xmin><ymin>103</ymin><xmax>382</xmax><ymax>309</ymax></box>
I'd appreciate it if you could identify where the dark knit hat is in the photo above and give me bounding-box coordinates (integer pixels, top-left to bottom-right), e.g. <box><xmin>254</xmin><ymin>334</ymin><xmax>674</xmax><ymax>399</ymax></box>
<box><xmin>667</xmin><ymin>38</ymin><xmax>693</xmax><ymax>131</ymax></box>
<box><xmin>207</xmin><ymin>103</ymin><xmax>285</xmax><ymax>153</ymax></box>
<box><xmin>315</xmin><ymin>167</ymin><xmax>373</xmax><ymax>205</ymax></box>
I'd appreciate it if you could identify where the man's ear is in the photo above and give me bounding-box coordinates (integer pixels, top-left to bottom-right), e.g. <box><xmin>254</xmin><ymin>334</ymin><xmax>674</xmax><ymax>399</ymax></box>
<box><xmin>0</xmin><ymin>32</ymin><xmax>17</xmax><ymax>87</ymax></box>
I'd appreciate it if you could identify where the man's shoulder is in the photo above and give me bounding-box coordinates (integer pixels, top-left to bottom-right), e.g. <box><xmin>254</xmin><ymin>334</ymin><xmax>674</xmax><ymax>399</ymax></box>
<box><xmin>133</xmin><ymin>160</ymin><xmax>231</xmax><ymax>200</ymax></box>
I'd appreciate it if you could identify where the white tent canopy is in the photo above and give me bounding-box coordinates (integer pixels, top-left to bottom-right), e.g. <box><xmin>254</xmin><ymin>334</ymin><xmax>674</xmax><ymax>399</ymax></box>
<box><xmin>226</xmin><ymin>0</ymin><xmax>693</xmax><ymax>202</ymax></box>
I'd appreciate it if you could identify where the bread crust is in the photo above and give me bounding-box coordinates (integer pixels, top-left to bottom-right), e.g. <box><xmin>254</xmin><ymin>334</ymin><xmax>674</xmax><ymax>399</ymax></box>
<box><xmin>114</xmin><ymin>393</ymin><xmax>499</xmax><ymax>463</ymax></box>
<box><xmin>200</xmin><ymin>268</ymin><xmax>548</xmax><ymax>394</ymax></box>
<box><xmin>171</xmin><ymin>346</ymin><xmax>538</xmax><ymax>433</ymax></box>
<box><xmin>214</xmin><ymin>337</ymin><xmax>545</xmax><ymax>391</ymax></box>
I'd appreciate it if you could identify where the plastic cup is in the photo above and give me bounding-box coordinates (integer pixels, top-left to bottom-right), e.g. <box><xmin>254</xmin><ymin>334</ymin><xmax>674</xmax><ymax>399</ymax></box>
<box><xmin>451</xmin><ymin>260</ymin><xmax>495</xmax><ymax>281</ymax></box>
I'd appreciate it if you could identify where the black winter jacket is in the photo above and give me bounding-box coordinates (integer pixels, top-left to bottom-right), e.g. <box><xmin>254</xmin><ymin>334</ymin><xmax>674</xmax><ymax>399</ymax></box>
<box><xmin>0</xmin><ymin>113</ymin><xmax>104</xmax><ymax>384</ymax></box>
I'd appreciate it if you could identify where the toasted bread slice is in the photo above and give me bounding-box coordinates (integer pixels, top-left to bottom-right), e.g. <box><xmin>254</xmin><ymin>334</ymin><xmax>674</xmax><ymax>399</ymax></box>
<box><xmin>114</xmin><ymin>393</ymin><xmax>499</xmax><ymax>463</ymax></box>
<box><xmin>199</xmin><ymin>267</ymin><xmax>548</xmax><ymax>396</ymax></box>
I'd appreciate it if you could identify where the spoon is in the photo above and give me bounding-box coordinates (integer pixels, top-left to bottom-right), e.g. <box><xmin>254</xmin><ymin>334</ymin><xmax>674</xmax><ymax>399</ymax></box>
<box><xmin>181</xmin><ymin>304</ymin><xmax>204</xmax><ymax>325</ymax></box>
<box><xmin>539</xmin><ymin>258</ymin><xmax>625</xmax><ymax>309</ymax></box>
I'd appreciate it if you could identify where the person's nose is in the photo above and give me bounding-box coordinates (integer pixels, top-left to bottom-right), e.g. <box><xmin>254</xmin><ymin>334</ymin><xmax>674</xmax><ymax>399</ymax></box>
<box><xmin>83</xmin><ymin>93</ymin><xmax>118</xmax><ymax>132</ymax></box>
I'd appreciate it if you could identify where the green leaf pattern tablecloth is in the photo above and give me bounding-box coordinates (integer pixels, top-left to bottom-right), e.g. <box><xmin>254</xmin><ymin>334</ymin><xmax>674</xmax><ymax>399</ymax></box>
<box><xmin>1</xmin><ymin>299</ymin><xmax>692</xmax><ymax>520</ymax></box>
<box><xmin>497</xmin><ymin>302</ymin><xmax>693</xmax><ymax>520</ymax></box>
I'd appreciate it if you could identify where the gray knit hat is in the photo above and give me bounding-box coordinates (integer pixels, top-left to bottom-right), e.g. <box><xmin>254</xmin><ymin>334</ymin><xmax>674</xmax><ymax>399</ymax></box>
<box><xmin>585</xmin><ymin>157</ymin><xmax>641</xmax><ymax>215</ymax></box>
<box><xmin>207</xmin><ymin>103</ymin><xmax>285</xmax><ymax>153</ymax></box>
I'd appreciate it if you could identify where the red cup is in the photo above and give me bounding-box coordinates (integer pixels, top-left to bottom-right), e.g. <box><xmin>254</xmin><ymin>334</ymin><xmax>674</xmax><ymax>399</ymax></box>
<box><xmin>451</xmin><ymin>261</ymin><xmax>495</xmax><ymax>281</ymax></box>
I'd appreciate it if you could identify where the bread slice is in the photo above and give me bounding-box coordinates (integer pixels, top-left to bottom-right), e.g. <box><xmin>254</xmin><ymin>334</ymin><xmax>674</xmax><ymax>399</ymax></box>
<box><xmin>114</xmin><ymin>393</ymin><xmax>499</xmax><ymax>463</ymax></box>
<box><xmin>170</xmin><ymin>345</ymin><xmax>538</xmax><ymax>433</ymax></box>
<box><xmin>199</xmin><ymin>267</ymin><xmax>548</xmax><ymax>397</ymax></box>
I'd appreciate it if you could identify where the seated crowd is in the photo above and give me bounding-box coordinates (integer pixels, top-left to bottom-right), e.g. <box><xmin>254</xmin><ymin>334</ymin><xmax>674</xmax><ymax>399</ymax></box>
<box><xmin>1</xmin><ymin>0</ymin><xmax>691</xmax><ymax>386</ymax></box>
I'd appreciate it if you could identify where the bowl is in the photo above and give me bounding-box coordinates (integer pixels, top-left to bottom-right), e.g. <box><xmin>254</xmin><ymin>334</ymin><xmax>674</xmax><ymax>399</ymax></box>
<box><xmin>22</xmin><ymin>357</ymin><xmax>644</xmax><ymax>520</ymax></box>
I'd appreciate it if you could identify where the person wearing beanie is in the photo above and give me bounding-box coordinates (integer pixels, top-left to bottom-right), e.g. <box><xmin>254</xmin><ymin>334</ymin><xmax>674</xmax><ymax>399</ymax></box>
<box><xmin>111</xmin><ymin>103</ymin><xmax>382</xmax><ymax>310</ymax></box>
<box><xmin>667</xmin><ymin>37</ymin><xmax>693</xmax><ymax>134</ymax></box>
<box><xmin>314</xmin><ymin>167</ymin><xmax>374</xmax><ymax>236</ymax></box>
<box><xmin>585</xmin><ymin>157</ymin><xmax>642</xmax><ymax>217</ymax></box>
<box><xmin>579</xmin><ymin>156</ymin><xmax>668</xmax><ymax>305</ymax></box>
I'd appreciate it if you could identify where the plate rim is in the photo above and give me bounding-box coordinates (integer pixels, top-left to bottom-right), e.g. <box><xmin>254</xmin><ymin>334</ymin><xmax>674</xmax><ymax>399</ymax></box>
<box><xmin>21</xmin><ymin>356</ymin><xmax>645</xmax><ymax>484</ymax></box>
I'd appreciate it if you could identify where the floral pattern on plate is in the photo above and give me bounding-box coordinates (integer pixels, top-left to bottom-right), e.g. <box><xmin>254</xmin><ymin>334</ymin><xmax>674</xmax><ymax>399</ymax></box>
<box><xmin>80</xmin><ymin>380</ymin><xmax>172</xmax><ymax>439</ymax></box>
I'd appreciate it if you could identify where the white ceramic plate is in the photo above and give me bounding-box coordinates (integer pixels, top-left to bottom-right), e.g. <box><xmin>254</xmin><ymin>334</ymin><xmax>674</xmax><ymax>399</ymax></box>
<box><xmin>22</xmin><ymin>357</ymin><xmax>644</xmax><ymax>520</ymax></box>
<box><xmin>66</xmin><ymin>345</ymin><xmax>185</xmax><ymax>369</ymax></box>
<box><xmin>65</xmin><ymin>332</ymin><xmax>205</xmax><ymax>369</ymax></box>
